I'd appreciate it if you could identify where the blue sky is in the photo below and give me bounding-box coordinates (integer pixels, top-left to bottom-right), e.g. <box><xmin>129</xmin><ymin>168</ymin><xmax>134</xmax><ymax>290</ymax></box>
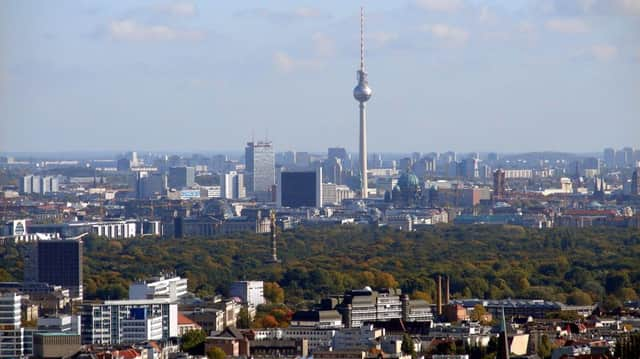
<box><xmin>1</xmin><ymin>0</ymin><xmax>638</xmax><ymax>154</ymax></box>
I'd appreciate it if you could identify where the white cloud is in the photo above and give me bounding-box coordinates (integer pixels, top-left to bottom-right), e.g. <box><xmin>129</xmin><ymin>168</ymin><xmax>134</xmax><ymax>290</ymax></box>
<box><xmin>273</xmin><ymin>52</ymin><xmax>322</xmax><ymax>73</ymax></box>
<box><xmin>312</xmin><ymin>32</ymin><xmax>335</xmax><ymax>58</ymax></box>
<box><xmin>109</xmin><ymin>19</ymin><xmax>204</xmax><ymax>41</ymax></box>
<box><xmin>545</xmin><ymin>18</ymin><xmax>589</xmax><ymax>33</ymax></box>
<box><xmin>618</xmin><ymin>0</ymin><xmax>640</xmax><ymax>14</ymax></box>
<box><xmin>590</xmin><ymin>44</ymin><xmax>618</xmax><ymax>61</ymax></box>
<box><xmin>294</xmin><ymin>7</ymin><xmax>324</xmax><ymax>18</ymax></box>
<box><xmin>158</xmin><ymin>2</ymin><xmax>197</xmax><ymax>17</ymax></box>
<box><xmin>369</xmin><ymin>32</ymin><xmax>399</xmax><ymax>47</ymax></box>
<box><xmin>424</xmin><ymin>24</ymin><xmax>469</xmax><ymax>46</ymax></box>
<box><xmin>478</xmin><ymin>6</ymin><xmax>497</xmax><ymax>24</ymax></box>
<box><xmin>414</xmin><ymin>0</ymin><xmax>464</xmax><ymax>13</ymax></box>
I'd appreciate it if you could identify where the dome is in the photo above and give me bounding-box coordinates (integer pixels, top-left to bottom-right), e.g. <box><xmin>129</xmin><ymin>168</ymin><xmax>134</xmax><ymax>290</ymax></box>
<box><xmin>398</xmin><ymin>171</ymin><xmax>419</xmax><ymax>190</ymax></box>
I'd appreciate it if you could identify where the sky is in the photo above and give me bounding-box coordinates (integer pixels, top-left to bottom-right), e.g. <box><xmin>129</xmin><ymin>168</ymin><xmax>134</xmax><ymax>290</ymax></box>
<box><xmin>1</xmin><ymin>0</ymin><xmax>639</xmax><ymax>154</ymax></box>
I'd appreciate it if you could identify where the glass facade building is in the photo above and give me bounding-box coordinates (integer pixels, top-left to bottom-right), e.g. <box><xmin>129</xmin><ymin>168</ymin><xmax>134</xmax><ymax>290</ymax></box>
<box><xmin>245</xmin><ymin>141</ymin><xmax>275</xmax><ymax>195</ymax></box>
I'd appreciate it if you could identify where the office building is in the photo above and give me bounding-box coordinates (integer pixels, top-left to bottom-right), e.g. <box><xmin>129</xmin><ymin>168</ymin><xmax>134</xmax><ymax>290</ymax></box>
<box><xmin>25</xmin><ymin>239</ymin><xmax>83</xmax><ymax>299</ymax></box>
<box><xmin>278</xmin><ymin>168</ymin><xmax>323</xmax><ymax>208</ymax></box>
<box><xmin>493</xmin><ymin>169</ymin><xmax>506</xmax><ymax>201</ymax></box>
<box><xmin>136</xmin><ymin>172</ymin><xmax>167</xmax><ymax>199</ymax></box>
<box><xmin>230</xmin><ymin>281</ymin><xmax>265</xmax><ymax>307</ymax></box>
<box><xmin>221</xmin><ymin>171</ymin><xmax>246</xmax><ymax>199</ymax></box>
<box><xmin>245</xmin><ymin>141</ymin><xmax>275</xmax><ymax>196</ymax></box>
<box><xmin>168</xmin><ymin>166</ymin><xmax>195</xmax><ymax>189</ymax></box>
<box><xmin>632</xmin><ymin>168</ymin><xmax>640</xmax><ymax>196</ymax></box>
<box><xmin>129</xmin><ymin>275</ymin><xmax>188</xmax><ymax>302</ymax></box>
<box><xmin>80</xmin><ymin>299</ymin><xmax>178</xmax><ymax>345</ymax></box>
<box><xmin>322</xmin><ymin>184</ymin><xmax>355</xmax><ymax>206</ymax></box>
<box><xmin>603</xmin><ymin>148</ymin><xmax>615</xmax><ymax>167</ymax></box>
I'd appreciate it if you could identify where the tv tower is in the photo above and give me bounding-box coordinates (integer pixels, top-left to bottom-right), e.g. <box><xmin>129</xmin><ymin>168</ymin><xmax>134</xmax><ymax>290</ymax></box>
<box><xmin>353</xmin><ymin>7</ymin><xmax>372</xmax><ymax>199</ymax></box>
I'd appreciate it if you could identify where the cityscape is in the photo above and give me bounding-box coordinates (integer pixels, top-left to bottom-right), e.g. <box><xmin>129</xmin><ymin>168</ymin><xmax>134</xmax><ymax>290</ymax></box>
<box><xmin>1</xmin><ymin>1</ymin><xmax>640</xmax><ymax>359</ymax></box>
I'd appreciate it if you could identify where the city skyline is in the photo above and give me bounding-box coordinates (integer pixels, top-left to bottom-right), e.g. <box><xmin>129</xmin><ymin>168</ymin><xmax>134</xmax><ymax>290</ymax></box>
<box><xmin>1</xmin><ymin>0</ymin><xmax>639</xmax><ymax>153</ymax></box>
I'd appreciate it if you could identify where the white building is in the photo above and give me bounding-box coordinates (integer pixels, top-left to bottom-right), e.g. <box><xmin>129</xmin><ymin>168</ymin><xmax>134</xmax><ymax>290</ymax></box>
<box><xmin>91</xmin><ymin>220</ymin><xmax>137</xmax><ymax>239</ymax></box>
<box><xmin>129</xmin><ymin>275</ymin><xmax>188</xmax><ymax>302</ymax></box>
<box><xmin>221</xmin><ymin>171</ymin><xmax>246</xmax><ymax>199</ymax></box>
<box><xmin>0</xmin><ymin>292</ymin><xmax>26</xmax><ymax>359</ymax></box>
<box><xmin>229</xmin><ymin>281</ymin><xmax>264</xmax><ymax>307</ymax></box>
<box><xmin>81</xmin><ymin>299</ymin><xmax>178</xmax><ymax>345</ymax></box>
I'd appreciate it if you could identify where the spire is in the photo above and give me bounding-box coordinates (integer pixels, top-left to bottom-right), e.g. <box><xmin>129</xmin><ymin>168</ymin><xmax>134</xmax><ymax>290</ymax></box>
<box><xmin>360</xmin><ymin>6</ymin><xmax>365</xmax><ymax>71</ymax></box>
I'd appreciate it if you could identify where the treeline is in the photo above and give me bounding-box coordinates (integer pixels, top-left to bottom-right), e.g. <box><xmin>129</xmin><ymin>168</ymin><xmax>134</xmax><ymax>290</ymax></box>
<box><xmin>0</xmin><ymin>225</ymin><xmax>639</xmax><ymax>308</ymax></box>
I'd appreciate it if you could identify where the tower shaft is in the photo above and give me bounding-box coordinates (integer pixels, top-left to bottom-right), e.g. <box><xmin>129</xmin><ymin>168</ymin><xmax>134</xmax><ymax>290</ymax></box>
<box><xmin>360</xmin><ymin>102</ymin><xmax>368</xmax><ymax>198</ymax></box>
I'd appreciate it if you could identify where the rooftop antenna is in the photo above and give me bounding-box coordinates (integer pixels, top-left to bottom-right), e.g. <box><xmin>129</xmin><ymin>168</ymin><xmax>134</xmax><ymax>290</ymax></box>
<box><xmin>360</xmin><ymin>6</ymin><xmax>365</xmax><ymax>72</ymax></box>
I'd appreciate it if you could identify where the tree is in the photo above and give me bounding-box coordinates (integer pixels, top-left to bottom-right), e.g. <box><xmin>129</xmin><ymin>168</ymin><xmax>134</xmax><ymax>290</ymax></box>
<box><xmin>566</xmin><ymin>290</ymin><xmax>593</xmax><ymax>305</ymax></box>
<box><xmin>181</xmin><ymin>329</ymin><xmax>205</xmax><ymax>353</ymax></box>
<box><xmin>401</xmin><ymin>333</ymin><xmax>416</xmax><ymax>358</ymax></box>
<box><xmin>264</xmin><ymin>282</ymin><xmax>285</xmax><ymax>304</ymax></box>
<box><xmin>537</xmin><ymin>334</ymin><xmax>552</xmax><ymax>359</ymax></box>
<box><xmin>237</xmin><ymin>307</ymin><xmax>251</xmax><ymax>328</ymax></box>
<box><xmin>207</xmin><ymin>346</ymin><xmax>226</xmax><ymax>359</ymax></box>
<box><xmin>470</xmin><ymin>304</ymin><xmax>488</xmax><ymax>323</ymax></box>
<box><xmin>261</xmin><ymin>314</ymin><xmax>278</xmax><ymax>328</ymax></box>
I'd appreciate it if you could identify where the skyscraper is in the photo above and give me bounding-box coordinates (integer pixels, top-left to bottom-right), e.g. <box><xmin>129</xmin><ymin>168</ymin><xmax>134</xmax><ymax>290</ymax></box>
<box><xmin>632</xmin><ymin>168</ymin><xmax>640</xmax><ymax>196</ymax></box>
<box><xmin>25</xmin><ymin>239</ymin><xmax>83</xmax><ymax>299</ymax></box>
<box><xmin>168</xmin><ymin>166</ymin><xmax>195</xmax><ymax>189</ymax></box>
<box><xmin>245</xmin><ymin>141</ymin><xmax>275</xmax><ymax>197</ymax></box>
<box><xmin>353</xmin><ymin>7</ymin><xmax>372</xmax><ymax>198</ymax></box>
<box><xmin>493</xmin><ymin>169</ymin><xmax>506</xmax><ymax>201</ymax></box>
<box><xmin>278</xmin><ymin>168</ymin><xmax>323</xmax><ymax>208</ymax></box>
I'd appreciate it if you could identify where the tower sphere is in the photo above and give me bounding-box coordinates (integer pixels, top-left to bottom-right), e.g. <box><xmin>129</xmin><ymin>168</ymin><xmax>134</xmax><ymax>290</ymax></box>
<box><xmin>353</xmin><ymin>74</ymin><xmax>372</xmax><ymax>102</ymax></box>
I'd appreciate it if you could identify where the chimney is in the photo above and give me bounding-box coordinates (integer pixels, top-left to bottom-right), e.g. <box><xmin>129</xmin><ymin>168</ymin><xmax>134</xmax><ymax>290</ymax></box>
<box><xmin>446</xmin><ymin>275</ymin><xmax>450</xmax><ymax>305</ymax></box>
<box><xmin>437</xmin><ymin>275</ymin><xmax>442</xmax><ymax>316</ymax></box>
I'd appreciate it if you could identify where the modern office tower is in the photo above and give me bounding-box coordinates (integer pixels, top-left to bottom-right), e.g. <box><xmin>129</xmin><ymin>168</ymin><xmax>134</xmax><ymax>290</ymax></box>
<box><xmin>323</xmin><ymin>157</ymin><xmax>343</xmax><ymax>185</ymax></box>
<box><xmin>493</xmin><ymin>169</ymin><xmax>506</xmax><ymax>201</ymax></box>
<box><xmin>221</xmin><ymin>171</ymin><xmax>246</xmax><ymax>199</ymax></box>
<box><xmin>295</xmin><ymin>152</ymin><xmax>311</xmax><ymax>168</ymax></box>
<box><xmin>487</xmin><ymin>152</ymin><xmax>499</xmax><ymax>162</ymax></box>
<box><xmin>0</xmin><ymin>292</ymin><xmax>26</xmax><ymax>358</ymax></box>
<box><xmin>369</xmin><ymin>153</ymin><xmax>382</xmax><ymax>169</ymax></box>
<box><xmin>632</xmin><ymin>168</ymin><xmax>640</xmax><ymax>196</ymax></box>
<box><xmin>623</xmin><ymin>147</ymin><xmax>634</xmax><ymax>166</ymax></box>
<box><xmin>230</xmin><ymin>281</ymin><xmax>265</xmax><ymax>307</ymax></box>
<box><xmin>603</xmin><ymin>148</ymin><xmax>615</xmax><ymax>167</ymax></box>
<box><xmin>24</xmin><ymin>240</ymin><xmax>83</xmax><ymax>299</ymax></box>
<box><xmin>278</xmin><ymin>168</ymin><xmax>323</xmax><ymax>208</ymax></box>
<box><xmin>210</xmin><ymin>154</ymin><xmax>228</xmax><ymax>173</ymax></box>
<box><xmin>282</xmin><ymin>151</ymin><xmax>296</xmax><ymax>166</ymax></box>
<box><xmin>126</xmin><ymin>151</ymin><xmax>139</xmax><ymax>167</ymax></box>
<box><xmin>245</xmin><ymin>141</ymin><xmax>275</xmax><ymax>196</ymax></box>
<box><xmin>168</xmin><ymin>166</ymin><xmax>195</xmax><ymax>189</ymax></box>
<box><xmin>80</xmin><ymin>299</ymin><xmax>178</xmax><ymax>345</ymax></box>
<box><xmin>136</xmin><ymin>172</ymin><xmax>167</xmax><ymax>199</ymax></box>
<box><xmin>460</xmin><ymin>158</ymin><xmax>480</xmax><ymax>179</ymax></box>
<box><xmin>129</xmin><ymin>275</ymin><xmax>188</xmax><ymax>302</ymax></box>
<box><xmin>353</xmin><ymin>8</ymin><xmax>372</xmax><ymax>198</ymax></box>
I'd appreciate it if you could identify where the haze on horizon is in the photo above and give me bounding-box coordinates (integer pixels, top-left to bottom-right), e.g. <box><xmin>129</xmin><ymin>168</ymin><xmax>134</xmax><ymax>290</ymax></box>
<box><xmin>1</xmin><ymin>0</ymin><xmax>639</xmax><ymax>154</ymax></box>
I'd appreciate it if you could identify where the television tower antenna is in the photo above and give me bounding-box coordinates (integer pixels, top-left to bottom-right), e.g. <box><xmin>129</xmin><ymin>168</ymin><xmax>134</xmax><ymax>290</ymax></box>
<box><xmin>353</xmin><ymin>7</ymin><xmax>372</xmax><ymax>199</ymax></box>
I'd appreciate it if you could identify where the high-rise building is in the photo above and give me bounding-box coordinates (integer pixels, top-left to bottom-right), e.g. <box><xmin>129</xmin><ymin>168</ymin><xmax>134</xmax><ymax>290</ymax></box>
<box><xmin>20</xmin><ymin>175</ymin><xmax>59</xmax><ymax>195</ymax></box>
<box><xmin>353</xmin><ymin>8</ymin><xmax>372</xmax><ymax>198</ymax></box>
<box><xmin>623</xmin><ymin>147</ymin><xmax>634</xmax><ymax>166</ymax></box>
<box><xmin>230</xmin><ymin>281</ymin><xmax>265</xmax><ymax>307</ymax></box>
<box><xmin>136</xmin><ymin>172</ymin><xmax>167</xmax><ymax>199</ymax></box>
<box><xmin>221</xmin><ymin>171</ymin><xmax>246</xmax><ymax>199</ymax></box>
<box><xmin>278</xmin><ymin>168</ymin><xmax>323</xmax><ymax>208</ymax></box>
<box><xmin>81</xmin><ymin>299</ymin><xmax>178</xmax><ymax>345</ymax></box>
<box><xmin>245</xmin><ymin>141</ymin><xmax>275</xmax><ymax>196</ymax></box>
<box><xmin>0</xmin><ymin>292</ymin><xmax>27</xmax><ymax>358</ymax></box>
<box><xmin>493</xmin><ymin>169</ymin><xmax>506</xmax><ymax>201</ymax></box>
<box><xmin>603</xmin><ymin>148</ymin><xmax>615</xmax><ymax>168</ymax></box>
<box><xmin>282</xmin><ymin>151</ymin><xmax>296</xmax><ymax>166</ymax></box>
<box><xmin>25</xmin><ymin>240</ymin><xmax>83</xmax><ymax>299</ymax></box>
<box><xmin>632</xmin><ymin>168</ymin><xmax>640</xmax><ymax>196</ymax></box>
<box><xmin>168</xmin><ymin>166</ymin><xmax>195</xmax><ymax>189</ymax></box>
